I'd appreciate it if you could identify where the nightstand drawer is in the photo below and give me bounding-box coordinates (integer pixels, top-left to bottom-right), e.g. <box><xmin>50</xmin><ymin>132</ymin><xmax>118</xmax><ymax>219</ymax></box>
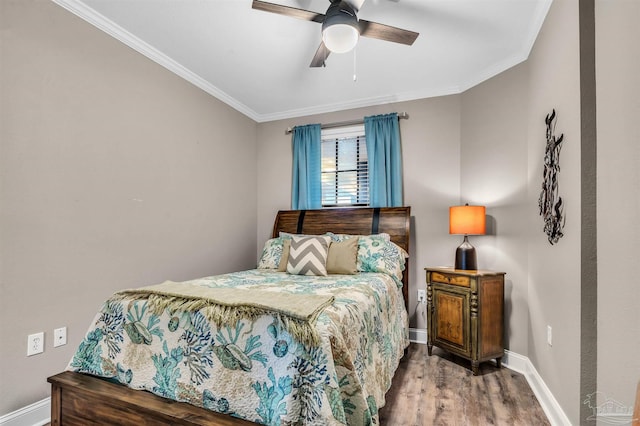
<box><xmin>430</xmin><ymin>271</ymin><xmax>470</xmax><ymax>287</ymax></box>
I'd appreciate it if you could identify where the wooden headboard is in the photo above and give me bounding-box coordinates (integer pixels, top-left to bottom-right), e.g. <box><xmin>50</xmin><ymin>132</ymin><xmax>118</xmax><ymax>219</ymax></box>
<box><xmin>272</xmin><ymin>207</ymin><xmax>411</xmax><ymax>310</ymax></box>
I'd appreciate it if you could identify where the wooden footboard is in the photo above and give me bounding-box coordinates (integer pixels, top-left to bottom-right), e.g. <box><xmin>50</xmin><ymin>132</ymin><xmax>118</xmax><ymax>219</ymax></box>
<box><xmin>48</xmin><ymin>371</ymin><xmax>254</xmax><ymax>425</ymax></box>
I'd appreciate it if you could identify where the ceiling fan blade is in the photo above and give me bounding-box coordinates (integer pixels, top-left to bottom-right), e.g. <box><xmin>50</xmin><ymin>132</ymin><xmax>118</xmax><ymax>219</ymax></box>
<box><xmin>252</xmin><ymin>0</ymin><xmax>324</xmax><ymax>24</ymax></box>
<box><xmin>358</xmin><ymin>19</ymin><xmax>419</xmax><ymax>45</ymax></box>
<box><xmin>310</xmin><ymin>41</ymin><xmax>331</xmax><ymax>67</ymax></box>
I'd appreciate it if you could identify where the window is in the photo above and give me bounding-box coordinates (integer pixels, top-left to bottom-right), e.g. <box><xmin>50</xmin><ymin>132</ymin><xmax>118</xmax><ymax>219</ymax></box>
<box><xmin>321</xmin><ymin>125</ymin><xmax>369</xmax><ymax>207</ymax></box>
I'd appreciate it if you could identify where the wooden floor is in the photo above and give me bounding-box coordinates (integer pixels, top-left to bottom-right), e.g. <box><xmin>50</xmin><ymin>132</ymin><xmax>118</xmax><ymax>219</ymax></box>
<box><xmin>379</xmin><ymin>343</ymin><xmax>550</xmax><ymax>425</ymax></box>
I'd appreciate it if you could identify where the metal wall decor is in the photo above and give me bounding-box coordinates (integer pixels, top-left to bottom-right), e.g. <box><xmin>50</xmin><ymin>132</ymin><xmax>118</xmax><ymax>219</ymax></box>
<box><xmin>538</xmin><ymin>109</ymin><xmax>565</xmax><ymax>245</ymax></box>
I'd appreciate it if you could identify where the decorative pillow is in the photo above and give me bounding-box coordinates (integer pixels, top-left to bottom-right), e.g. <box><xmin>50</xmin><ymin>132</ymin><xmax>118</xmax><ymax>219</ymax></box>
<box><xmin>326</xmin><ymin>237</ymin><xmax>358</xmax><ymax>275</ymax></box>
<box><xmin>277</xmin><ymin>238</ymin><xmax>291</xmax><ymax>272</ymax></box>
<box><xmin>278</xmin><ymin>233</ymin><xmax>315</xmax><ymax>272</ymax></box>
<box><xmin>286</xmin><ymin>235</ymin><xmax>331</xmax><ymax>276</ymax></box>
<box><xmin>357</xmin><ymin>235</ymin><xmax>406</xmax><ymax>281</ymax></box>
<box><xmin>257</xmin><ymin>237</ymin><xmax>284</xmax><ymax>269</ymax></box>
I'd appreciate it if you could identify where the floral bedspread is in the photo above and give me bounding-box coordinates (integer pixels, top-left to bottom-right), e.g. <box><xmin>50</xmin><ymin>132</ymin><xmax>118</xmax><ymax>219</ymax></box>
<box><xmin>67</xmin><ymin>269</ymin><xmax>409</xmax><ymax>425</ymax></box>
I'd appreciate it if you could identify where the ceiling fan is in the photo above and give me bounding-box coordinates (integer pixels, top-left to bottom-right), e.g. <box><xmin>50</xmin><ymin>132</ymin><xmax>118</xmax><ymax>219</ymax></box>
<box><xmin>252</xmin><ymin>0</ymin><xmax>419</xmax><ymax>67</ymax></box>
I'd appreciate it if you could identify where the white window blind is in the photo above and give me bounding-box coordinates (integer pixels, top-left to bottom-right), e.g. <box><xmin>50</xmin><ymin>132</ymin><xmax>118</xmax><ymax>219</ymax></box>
<box><xmin>321</xmin><ymin>125</ymin><xmax>369</xmax><ymax>207</ymax></box>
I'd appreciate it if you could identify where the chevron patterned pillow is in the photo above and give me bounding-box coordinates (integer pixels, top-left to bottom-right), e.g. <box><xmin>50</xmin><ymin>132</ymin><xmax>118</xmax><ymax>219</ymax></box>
<box><xmin>286</xmin><ymin>235</ymin><xmax>331</xmax><ymax>276</ymax></box>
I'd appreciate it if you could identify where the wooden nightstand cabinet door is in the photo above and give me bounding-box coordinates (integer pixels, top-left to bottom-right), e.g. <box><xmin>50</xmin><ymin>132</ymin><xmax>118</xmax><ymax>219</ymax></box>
<box><xmin>433</xmin><ymin>286</ymin><xmax>470</xmax><ymax>356</ymax></box>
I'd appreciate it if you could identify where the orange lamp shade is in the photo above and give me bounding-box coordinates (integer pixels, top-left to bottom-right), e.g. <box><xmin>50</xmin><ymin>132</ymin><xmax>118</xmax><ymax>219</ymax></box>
<box><xmin>449</xmin><ymin>205</ymin><xmax>486</xmax><ymax>235</ymax></box>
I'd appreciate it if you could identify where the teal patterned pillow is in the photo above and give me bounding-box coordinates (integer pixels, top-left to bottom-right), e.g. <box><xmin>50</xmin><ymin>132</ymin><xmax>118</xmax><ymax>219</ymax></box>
<box><xmin>257</xmin><ymin>237</ymin><xmax>284</xmax><ymax>269</ymax></box>
<box><xmin>357</xmin><ymin>235</ymin><xmax>406</xmax><ymax>281</ymax></box>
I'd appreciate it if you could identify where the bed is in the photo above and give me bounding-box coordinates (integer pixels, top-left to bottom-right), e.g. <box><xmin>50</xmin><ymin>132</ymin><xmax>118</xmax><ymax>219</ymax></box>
<box><xmin>48</xmin><ymin>206</ymin><xmax>411</xmax><ymax>425</ymax></box>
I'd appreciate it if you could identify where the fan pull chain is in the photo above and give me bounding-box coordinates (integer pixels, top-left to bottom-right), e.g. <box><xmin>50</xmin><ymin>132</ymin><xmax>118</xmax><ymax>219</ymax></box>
<box><xmin>353</xmin><ymin>47</ymin><xmax>357</xmax><ymax>82</ymax></box>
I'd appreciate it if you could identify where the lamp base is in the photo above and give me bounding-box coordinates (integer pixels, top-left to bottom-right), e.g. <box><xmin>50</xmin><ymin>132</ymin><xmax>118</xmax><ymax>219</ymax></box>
<box><xmin>455</xmin><ymin>235</ymin><xmax>478</xmax><ymax>270</ymax></box>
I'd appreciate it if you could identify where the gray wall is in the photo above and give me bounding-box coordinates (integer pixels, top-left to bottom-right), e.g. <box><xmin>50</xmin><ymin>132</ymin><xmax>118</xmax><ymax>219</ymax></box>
<box><xmin>0</xmin><ymin>0</ymin><xmax>258</xmax><ymax>415</ymax></box>
<box><xmin>460</xmin><ymin>0</ymin><xmax>583</xmax><ymax>421</ymax></box>
<box><xmin>595</xmin><ymin>0</ymin><xmax>640</xmax><ymax>418</ymax></box>
<box><xmin>459</xmin><ymin>62</ymin><xmax>530</xmax><ymax>357</ymax></box>
<box><xmin>255</xmin><ymin>97</ymin><xmax>463</xmax><ymax>331</ymax></box>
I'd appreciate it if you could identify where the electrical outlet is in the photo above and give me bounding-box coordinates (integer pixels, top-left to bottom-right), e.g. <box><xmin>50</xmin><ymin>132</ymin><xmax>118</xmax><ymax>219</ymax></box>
<box><xmin>547</xmin><ymin>325</ymin><xmax>552</xmax><ymax>346</ymax></box>
<box><xmin>27</xmin><ymin>332</ymin><xmax>44</xmax><ymax>356</ymax></box>
<box><xmin>54</xmin><ymin>327</ymin><xmax>67</xmax><ymax>347</ymax></box>
<box><xmin>417</xmin><ymin>289</ymin><xmax>426</xmax><ymax>304</ymax></box>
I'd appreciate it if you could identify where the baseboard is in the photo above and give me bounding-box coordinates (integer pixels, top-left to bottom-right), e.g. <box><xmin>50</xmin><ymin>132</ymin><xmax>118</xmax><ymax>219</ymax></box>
<box><xmin>0</xmin><ymin>348</ymin><xmax>571</xmax><ymax>426</ymax></box>
<box><xmin>409</xmin><ymin>327</ymin><xmax>427</xmax><ymax>344</ymax></box>
<box><xmin>502</xmin><ymin>350</ymin><xmax>572</xmax><ymax>426</ymax></box>
<box><xmin>0</xmin><ymin>398</ymin><xmax>49</xmax><ymax>426</ymax></box>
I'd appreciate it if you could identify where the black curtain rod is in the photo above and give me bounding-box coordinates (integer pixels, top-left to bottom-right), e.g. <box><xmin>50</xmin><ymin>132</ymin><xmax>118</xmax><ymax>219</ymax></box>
<box><xmin>285</xmin><ymin>112</ymin><xmax>409</xmax><ymax>135</ymax></box>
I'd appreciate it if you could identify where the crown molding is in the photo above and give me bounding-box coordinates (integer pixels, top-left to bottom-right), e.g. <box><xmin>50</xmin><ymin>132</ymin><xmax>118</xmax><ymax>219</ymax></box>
<box><xmin>257</xmin><ymin>84</ymin><xmax>462</xmax><ymax>123</ymax></box>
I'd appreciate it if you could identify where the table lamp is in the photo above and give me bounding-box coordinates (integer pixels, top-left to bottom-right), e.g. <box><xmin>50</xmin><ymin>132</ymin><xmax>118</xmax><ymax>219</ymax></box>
<box><xmin>449</xmin><ymin>204</ymin><xmax>486</xmax><ymax>270</ymax></box>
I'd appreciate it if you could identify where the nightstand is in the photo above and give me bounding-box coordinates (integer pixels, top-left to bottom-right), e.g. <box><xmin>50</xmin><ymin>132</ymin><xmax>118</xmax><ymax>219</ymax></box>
<box><xmin>425</xmin><ymin>267</ymin><xmax>505</xmax><ymax>375</ymax></box>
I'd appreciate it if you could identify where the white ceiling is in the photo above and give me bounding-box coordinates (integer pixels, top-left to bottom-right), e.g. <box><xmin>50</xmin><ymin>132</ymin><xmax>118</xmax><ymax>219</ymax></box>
<box><xmin>53</xmin><ymin>0</ymin><xmax>551</xmax><ymax>122</ymax></box>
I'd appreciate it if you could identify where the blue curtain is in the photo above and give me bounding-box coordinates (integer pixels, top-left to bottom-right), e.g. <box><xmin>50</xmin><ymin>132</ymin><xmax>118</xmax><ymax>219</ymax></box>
<box><xmin>291</xmin><ymin>124</ymin><xmax>322</xmax><ymax>210</ymax></box>
<box><xmin>364</xmin><ymin>113</ymin><xmax>403</xmax><ymax>207</ymax></box>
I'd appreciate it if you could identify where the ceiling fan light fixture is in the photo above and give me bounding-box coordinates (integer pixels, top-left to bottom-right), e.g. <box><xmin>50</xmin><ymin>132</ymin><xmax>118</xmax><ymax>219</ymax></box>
<box><xmin>322</xmin><ymin>24</ymin><xmax>359</xmax><ymax>53</ymax></box>
<box><xmin>322</xmin><ymin>1</ymin><xmax>359</xmax><ymax>53</ymax></box>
